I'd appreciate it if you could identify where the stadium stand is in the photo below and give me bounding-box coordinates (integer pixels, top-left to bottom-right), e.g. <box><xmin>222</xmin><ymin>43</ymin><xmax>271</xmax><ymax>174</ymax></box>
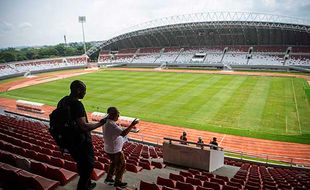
<box><xmin>98</xmin><ymin>51</ymin><xmax>111</xmax><ymax>63</ymax></box>
<box><xmin>0</xmin><ymin>55</ymin><xmax>88</xmax><ymax>79</ymax></box>
<box><xmin>98</xmin><ymin>46</ymin><xmax>310</xmax><ymax>68</ymax></box>
<box><xmin>2</xmin><ymin>11</ymin><xmax>310</xmax><ymax>189</ymax></box>
<box><xmin>0</xmin><ymin>113</ymin><xmax>171</xmax><ymax>189</ymax></box>
<box><xmin>1</xmin><ymin>112</ymin><xmax>309</xmax><ymax>189</ymax></box>
<box><xmin>90</xmin><ymin>12</ymin><xmax>310</xmax><ymax>72</ymax></box>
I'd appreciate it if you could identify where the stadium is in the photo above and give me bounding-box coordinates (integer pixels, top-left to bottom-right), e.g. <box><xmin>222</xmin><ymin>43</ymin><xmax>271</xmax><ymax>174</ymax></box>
<box><xmin>0</xmin><ymin>11</ymin><xmax>310</xmax><ymax>190</ymax></box>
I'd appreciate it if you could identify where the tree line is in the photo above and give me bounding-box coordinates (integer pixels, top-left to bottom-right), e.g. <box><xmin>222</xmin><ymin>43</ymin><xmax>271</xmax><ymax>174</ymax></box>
<box><xmin>0</xmin><ymin>42</ymin><xmax>99</xmax><ymax>63</ymax></box>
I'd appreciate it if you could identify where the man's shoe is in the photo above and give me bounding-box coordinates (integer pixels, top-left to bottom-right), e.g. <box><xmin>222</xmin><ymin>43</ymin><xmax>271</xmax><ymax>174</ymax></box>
<box><xmin>114</xmin><ymin>181</ymin><xmax>127</xmax><ymax>188</ymax></box>
<box><xmin>89</xmin><ymin>182</ymin><xmax>96</xmax><ymax>189</ymax></box>
<box><xmin>104</xmin><ymin>178</ymin><xmax>115</xmax><ymax>185</ymax></box>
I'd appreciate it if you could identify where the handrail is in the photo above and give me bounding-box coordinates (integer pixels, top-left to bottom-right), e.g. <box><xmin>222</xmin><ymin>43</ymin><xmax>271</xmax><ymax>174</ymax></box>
<box><xmin>163</xmin><ymin>137</ymin><xmax>224</xmax><ymax>151</ymax></box>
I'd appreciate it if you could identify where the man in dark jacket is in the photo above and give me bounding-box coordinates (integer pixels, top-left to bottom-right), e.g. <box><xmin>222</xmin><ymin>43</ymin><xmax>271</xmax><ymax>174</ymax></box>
<box><xmin>209</xmin><ymin>137</ymin><xmax>218</xmax><ymax>150</ymax></box>
<box><xmin>57</xmin><ymin>80</ymin><xmax>105</xmax><ymax>190</ymax></box>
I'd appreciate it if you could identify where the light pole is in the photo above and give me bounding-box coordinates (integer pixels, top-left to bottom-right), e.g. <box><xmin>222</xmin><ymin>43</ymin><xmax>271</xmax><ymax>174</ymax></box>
<box><xmin>78</xmin><ymin>16</ymin><xmax>87</xmax><ymax>54</ymax></box>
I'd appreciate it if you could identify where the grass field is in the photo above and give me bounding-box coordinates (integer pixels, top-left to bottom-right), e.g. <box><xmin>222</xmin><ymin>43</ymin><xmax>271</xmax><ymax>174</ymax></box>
<box><xmin>1</xmin><ymin>70</ymin><xmax>310</xmax><ymax>144</ymax></box>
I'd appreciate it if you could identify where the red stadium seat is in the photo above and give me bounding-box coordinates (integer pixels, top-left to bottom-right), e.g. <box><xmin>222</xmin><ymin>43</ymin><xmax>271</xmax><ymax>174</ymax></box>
<box><xmin>244</xmin><ymin>184</ymin><xmax>260</xmax><ymax>190</ymax></box>
<box><xmin>64</xmin><ymin>160</ymin><xmax>77</xmax><ymax>172</ymax></box>
<box><xmin>0</xmin><ymin>162</ymin><xmax>20</xmax><ymax>187</ymax></box>
<box><xmin>246</xmin><ymin>181</ymin><xmax>261</xmax><ymax>188</ymax></box>
<box><xmin>176</xmin><ymin>181</ymin><xmax>195</xmax><ymax>190</ymax></box>
<box><xmin>15</xmin><ymin>147</ymin><xmax>27</xmax><ymax>157</ymax></box>
<box><xmin>196</xmin><ymin>186</ymin><xmax>213</xmax><ymax>190</ymax></box>
<box><xmin>194</xmin><ymin>174</ymin><xmax>209</xmax><ymax>182</ymax></box>
<box><xmin>138</xmin><ymin>161</ymin><xmax>155</xmax><ymax>170</ymax></box>
<box><xmin>202</xmin><ymin>172</ymin><xmax>214</xmax><ymax>178</ymax></box>
<box><xmin>25</xmin><ymin>149</ymin><xmax>38</xmax><ymax>160</ymax></box>
<box><xmin>37</xmin><ymin>153</ymin><xmax>51</xmax><ymax>163</ymax></box>
<box><xmin>210</xmin><ymin>177</ymin><xmax>226</xmax><ymax>185</ymax></box>
<box><xmin>151</xmin><ymin>161</ymin><xmax>166</xmax><ymax>169</ymax></box>
<box><xmin>222</xmin><ymin>185</ymin><xmax>240</xmax><ymax>190</ymax></box>
<box><xmin>41</xmin><ymin>147</ymin><xmax>53</xmax><ymax>155</ymax></box>
<box><xmin>149</xmin><ymin>147</ymin><xmax>158</xmax><ymax>158</ymax></box>
<box><xmin>63</xmin><ymin>153</ymin><xmax>74</xmax><ymax>161</ymax></box>
<box><xmin>216</xmin><ymin>175</ymin><xmax>229</xmax><ymax>182</ymax></box>
<box><xmin>127</xmin><ymin>159</ymin><xmax>138</xmax><ymax>165</ymax></box>
<box><xmin>15</xmin><ymin>156</ymin><xmax>31</xmax><ymax>171</ymax></box>
<box><xmin>31</xmin><ymin>161</ymin><xmax>47</xmax><ymax>175</ymax></box>
<box><xmin>98</xmin><ymin>156</ymin><xmax>110</xmax><ymax>164</ymax></box>
<box><xmin>140</xmin><ymin>180</ymin><xmax>161</xmax><ymax>190</ymax></box>
<box><xmin>45</xmin><ymin>165</ymin><xmax>77</xmax><ymax>185</ymax></box>
<box><xmin>52</xmin><ymin>150</ymin><xmax>62</xmax><ymax>158</ymax></box>
<box><xmin>49</xmin><ymin>157</ymin><xmax>65</xmax><ymax>168</ymax></box>
<box><xmin>157</xmin><ymin>176</ymin><xmax>176</xmax><ymax>188</ymax></box>
<box><xmin>18</xmin><ymin>170</ymin><xmax>59</xmax><ymax>190</ymax></box>
<box><xmin>169</xmin><ymin>173</ymin><xmax>185</xmax><ymax>182</ymax></box>
<box><xmin>188</xmin><ymin>168</ymin><xmax>201</xmax><ymax>175</ymax></box>
<box><xmin>227</xmin><ymin>181</ymin><xmax>243</xmax><ymax>189</ymax></box>
<box><xmin>262</xmin><ymin>184</ymin><xmax>278</xmax><ymax>190</ymax></box>
<box><xmin>230</xmin><ymin>178</ymin><xmax>245</xmax><ymax>186</ymax></box>
<box><xmin>126</xmin><ymin>163</ymin><xmax>143</xmax><ymax>173</ymax></box>
<box><xmin>161</xmin><ymin>186</ymin><xmax>177</xmax><ymax>190</ymax></box>
<box><xmin>203</xmin><ymin>181</ymin><xmax>221</xmax><ymax>190</ymax></box>
<box><xmin>1</xmin><ymin>151</ymin><xmax>16</xmax><ymax>166</ymax></box>
<box><xmin>186</xmin><ymin>177</ymin><xmax>203</xmax><ymax>186</ymax></box>
<box><xmin>91</xmin><ymin>168</ymin><xmax>105</xmax><ymax>181</ymax></box>
<box><xmin>93</xmin><ymin>160</ymin><xmax>105</xmax><ymax>170</ymax></box>
<box><xmin>180</xmin><ymin>171</ymin><xmax>194</xmax><ymax>178</ymax></box>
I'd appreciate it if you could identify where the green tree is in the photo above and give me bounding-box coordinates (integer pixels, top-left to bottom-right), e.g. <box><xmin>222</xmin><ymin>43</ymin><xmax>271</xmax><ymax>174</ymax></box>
<box><xmin>0</xmin><ymin>52</ymin><xmax>16</xmax><ymax>62</ymax></box>
<box><xmin>55</xmin><ymin>44</ymin><xmax>66</xmax><ymax>56</ymax></box>
<box><xmin>26</xmin><ymin>51</ymin><xmax>35</xmax><ymax>60</ymax></box>
<box><xmin>16</xmin><ymin>53</ymin><xmax>27</xmax><ymax>61</ymax></box>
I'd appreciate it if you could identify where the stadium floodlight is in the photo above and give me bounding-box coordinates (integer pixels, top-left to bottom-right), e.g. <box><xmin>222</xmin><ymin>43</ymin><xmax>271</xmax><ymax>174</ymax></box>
<box><xmin>78</xmin><ymin>16</ymin><xmax>87</xmax><ymax>54</ymax></box>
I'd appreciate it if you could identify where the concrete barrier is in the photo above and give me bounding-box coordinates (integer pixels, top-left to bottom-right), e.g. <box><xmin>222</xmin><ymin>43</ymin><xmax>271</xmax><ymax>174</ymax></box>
<box><xmin>163</xmin><ymin>139</ymin><xmax>224</xmax><ymax>172</ymax></box>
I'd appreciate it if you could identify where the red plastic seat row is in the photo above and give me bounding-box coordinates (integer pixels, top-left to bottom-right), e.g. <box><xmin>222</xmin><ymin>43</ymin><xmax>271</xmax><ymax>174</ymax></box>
<box><xmin>139</xmin><ymin>160</ymin><xmax>156</xmax><ymax>170</ymax></box>
<box><xmin>155</xmin><ymin>176</ymin><xmax>215</xmax><ymax>190</ymax></box>
<box><xmin>126</xmin><ymin>163</ymin><xmax>143</xmax><ymax>173</ymax></box>
<box><xmin>0</xmin><ymin>162</ymin><xmax>59</xmax><ymax>190</ymax></box>
<box><xmin>30</xmin><ymin>161</ymin><xmax>77</xmax><ymax>185</ymax></box>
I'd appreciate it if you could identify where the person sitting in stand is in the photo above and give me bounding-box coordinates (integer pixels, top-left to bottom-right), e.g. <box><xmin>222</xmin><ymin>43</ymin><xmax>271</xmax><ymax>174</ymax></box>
<box><xmin>196</xmin><ymin>137</ymin><xmax>204</xmax><ymax>147</ymax></box>
<box><xmin>180</xmin><ymin>131</ymin><xmax>188</xmax><ymax>145</ymax></box>
<box><xmin>209</xmin><ymin>137</ymin><xmax>218</xmax><ymax>150</ymax></box>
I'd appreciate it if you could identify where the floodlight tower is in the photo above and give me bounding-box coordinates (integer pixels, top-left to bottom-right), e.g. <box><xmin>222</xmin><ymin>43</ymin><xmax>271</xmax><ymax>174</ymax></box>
<box><xmin>78</xmin><ymin>16</ymin><xmax>87</xmax><ymax>54</ymax></box>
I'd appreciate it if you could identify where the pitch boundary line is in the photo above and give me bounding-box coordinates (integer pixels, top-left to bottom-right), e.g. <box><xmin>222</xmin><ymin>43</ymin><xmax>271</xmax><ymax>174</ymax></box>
<box><xmin>219</xmin><ymin>134</ymin><xmax>226</xmax><ymax>146</ymax></box>
<box><xmin>291</xmin><ymin>79</ymin><xmax>302</xmax><ymax>135</ymax></box>
<box><xmin>285</xmin><ymin>116</ymin><xmax>288</xmax><ymax>134</ymax></box>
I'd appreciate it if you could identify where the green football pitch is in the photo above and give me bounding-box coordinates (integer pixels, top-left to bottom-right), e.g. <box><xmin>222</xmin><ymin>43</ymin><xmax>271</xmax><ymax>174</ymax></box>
<box><xmin>1</xmin><ymin>70</ymin><xmax>310</xmax><ymax>144</ymax></box>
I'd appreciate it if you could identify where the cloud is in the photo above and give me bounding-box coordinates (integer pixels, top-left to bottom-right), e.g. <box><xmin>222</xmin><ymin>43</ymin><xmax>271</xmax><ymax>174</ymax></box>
<box><xmin>291</xmin><ymin>4</ymin><xmax>310</xmax><ymax>18</ymax></box>
<box><xmin>251</xmin><ymin>0</ymin><xmax>310</xmax><ymax>18</ymax></box>
<box><xmin>0</xmin><ymin>0</ymin><xmax>309</xmax><ymax>48</ymax></box>
<box><xmin>0</xmin><ymin>21</ymin><xmax>13</xmax><ymax>32</ymax></box>
<box><xmin>18</xmin><ymin>22</ymin><xmax>32</xmax><ymax>30</ymax></box>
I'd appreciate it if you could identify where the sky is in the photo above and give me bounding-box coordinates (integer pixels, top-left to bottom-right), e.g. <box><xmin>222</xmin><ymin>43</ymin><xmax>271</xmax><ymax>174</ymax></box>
<box><xmin>0</xmin><ymin>0</ymin><xmax>309</xmax><ymax>49</ymax></box>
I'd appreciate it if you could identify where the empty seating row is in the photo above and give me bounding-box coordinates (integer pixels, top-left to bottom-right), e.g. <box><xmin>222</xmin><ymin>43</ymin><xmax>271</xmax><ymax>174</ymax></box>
<box><xmin>139</xmin><ymin>175</ymin><xmax>239</xmax><ymax>190</ymax></box>
<box><xmin>0</xmin><ymin>162</ymin><xmax>60</xmax><ymax>190</ymax></box>
<box><xmin>0</xmin><ymin>139</ymin><xmax>105</xmax><ymax>181</ymax></box>
<box><xmin>0</xmin><ymin>114</ymin><xmax>166</xmax><ymax>177</ymax></box>
<box><xmin>0</xmin><ymin>56</ymin><xmax>87</xmax><ymax>78</ymax></box>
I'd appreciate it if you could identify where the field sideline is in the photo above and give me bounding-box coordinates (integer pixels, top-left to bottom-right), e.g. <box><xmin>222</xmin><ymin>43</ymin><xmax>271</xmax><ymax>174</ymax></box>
<box><xmin>1</xmin><ymin>69</ymin><xmax>310</xmax><ymax>144</ymax></box>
